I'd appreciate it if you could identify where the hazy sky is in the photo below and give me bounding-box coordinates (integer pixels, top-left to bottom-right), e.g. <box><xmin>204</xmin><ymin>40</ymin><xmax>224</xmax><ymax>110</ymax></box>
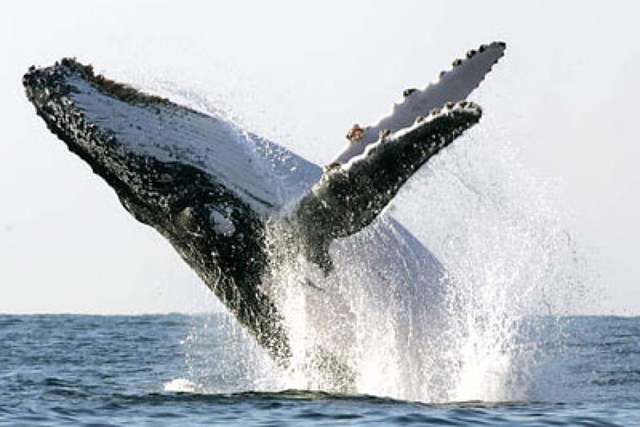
<box><xmin>1</xmin><ymin>0</ymin><xmax>638</xmax><ymax>315</ymax></box>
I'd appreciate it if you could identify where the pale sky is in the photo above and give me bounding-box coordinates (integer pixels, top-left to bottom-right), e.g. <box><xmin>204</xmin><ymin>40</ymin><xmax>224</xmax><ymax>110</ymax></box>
<box><xmin>1</xmin><ymin>0</ymin><xmax>638</xmax><ymax>315</ymax></box>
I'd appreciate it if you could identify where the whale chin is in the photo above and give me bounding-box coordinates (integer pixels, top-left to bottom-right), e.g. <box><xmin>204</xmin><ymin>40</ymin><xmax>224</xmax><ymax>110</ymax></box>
<box><xmin>24</xmin><ymin>42</ymin><xmax>505</xmax><ymax>388</ymax></box>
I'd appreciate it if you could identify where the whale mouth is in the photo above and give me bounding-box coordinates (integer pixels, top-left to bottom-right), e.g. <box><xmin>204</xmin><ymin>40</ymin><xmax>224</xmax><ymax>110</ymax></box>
<box><xmin>23</xmin><ymin>59</ymin><xmax>282</xmax><ymax>216</ymax></box>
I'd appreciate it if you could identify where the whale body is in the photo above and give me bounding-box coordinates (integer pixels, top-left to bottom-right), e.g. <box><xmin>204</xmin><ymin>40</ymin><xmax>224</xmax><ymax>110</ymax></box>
<box><xmin>23</xmin><ymin>42</ymin><xmax>505</xmax><ymax>389</ymax></box>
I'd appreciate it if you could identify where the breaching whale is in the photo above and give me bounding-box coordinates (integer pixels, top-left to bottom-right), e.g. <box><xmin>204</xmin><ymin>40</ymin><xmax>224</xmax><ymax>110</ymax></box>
<box><xmin>23</xmin><ymin>42</ymin><xmax>506</xmax><ymax>388</ymax></box>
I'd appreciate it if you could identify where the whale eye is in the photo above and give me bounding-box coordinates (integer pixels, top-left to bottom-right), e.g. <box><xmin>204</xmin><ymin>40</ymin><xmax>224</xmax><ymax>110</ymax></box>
<box><xmin>175</xmin><ymin>206</ymin><xmax>202</xmax><ymax>235</ymax></box>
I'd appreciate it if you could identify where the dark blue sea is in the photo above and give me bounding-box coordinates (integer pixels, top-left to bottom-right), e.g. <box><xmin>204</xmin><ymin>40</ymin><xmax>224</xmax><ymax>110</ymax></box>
<box><xmin>1</xmin><ymin>314</ymin><xmax>638</xmax><ymax>426</ymax></box>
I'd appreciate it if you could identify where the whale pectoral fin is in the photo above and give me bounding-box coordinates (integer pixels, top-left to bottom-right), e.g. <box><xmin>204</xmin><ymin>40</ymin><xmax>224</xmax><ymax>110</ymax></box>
<box><xmin>294</xmin><ymin>102</ymin><xmax>482</xmax><ymax>272</ymax></box>
<box><xmin>332</xmin><ymin>41</ymin><xmax>505</xmax><ymax>165</ymax></box>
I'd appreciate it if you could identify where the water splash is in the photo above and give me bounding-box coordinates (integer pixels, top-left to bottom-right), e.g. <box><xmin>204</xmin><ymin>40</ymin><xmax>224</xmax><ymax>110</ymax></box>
<box><xmin>174</xmin><ymin>312</ymin><xmax>285</xmax><ymax>394</ymax></box>
<box><xmin>163</xmin><ymin>378</ymin><xmax>198</xmax><ymax>393</ymax></box>
<box><xmin>146</xmin><ymin>82</ymin><xmax>587</xmax><ymax>403</ymax></box>
<box><xmin>393</xmin><ymin>123</ymin><xmax>588</xmax><ymax>402</ymax></box>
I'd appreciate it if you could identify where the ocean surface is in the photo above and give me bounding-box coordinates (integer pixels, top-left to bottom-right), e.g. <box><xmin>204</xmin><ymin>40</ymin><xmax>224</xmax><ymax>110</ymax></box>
<box><xmin>0</xmin><ymin>314</ymin><xmax>638</xmax><ymax>426</ymax></box>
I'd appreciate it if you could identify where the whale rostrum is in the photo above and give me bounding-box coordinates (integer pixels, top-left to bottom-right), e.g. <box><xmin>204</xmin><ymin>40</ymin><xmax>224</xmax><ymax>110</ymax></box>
<box><xmin>23</xmin><ymin>42</ymin><xmax>505</xmax><ymax>374</ymax></box>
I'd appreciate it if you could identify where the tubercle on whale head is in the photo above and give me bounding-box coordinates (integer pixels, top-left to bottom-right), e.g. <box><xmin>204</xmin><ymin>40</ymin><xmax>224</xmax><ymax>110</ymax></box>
<box><xmin>30</xmin><ymin>57</ymin><xmax>173</xmax><ymax>107</ymax></box>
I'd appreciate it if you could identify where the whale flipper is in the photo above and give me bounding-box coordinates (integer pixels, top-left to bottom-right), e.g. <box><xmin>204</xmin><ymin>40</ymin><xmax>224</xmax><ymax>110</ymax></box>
<box><xmin>294</xmin><ymin>102</ymin><xmax>481</xmax><ymax>272</ymax></box>
<box><xmin>331</xmin><ymin>42</ymin><xmax>505</xmax><ymax>165</ymax></box>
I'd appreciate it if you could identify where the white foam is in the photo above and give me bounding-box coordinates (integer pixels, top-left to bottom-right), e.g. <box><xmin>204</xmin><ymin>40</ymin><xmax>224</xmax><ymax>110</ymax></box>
<box><xmin>163</xmin><ymin>378</ymin><xmax>198</xmax><ymax>393</ymax></box>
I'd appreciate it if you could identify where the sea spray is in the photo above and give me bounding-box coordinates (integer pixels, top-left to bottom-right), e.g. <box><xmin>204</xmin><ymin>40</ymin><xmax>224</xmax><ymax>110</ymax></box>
<box><xmin>263</xmin><ymin>122</ymin><xmax>585</xmax><ymax>401</ymax></box>
<box><xmin>178</xmin><ymin>312</ymin><xmax>284</xmax><ymax>394</ymax></box>
<box><xmin>262</xmin><ymin>216</ymin><xmax>451</xmax><ymax>401</ymax></box>
<box><xmin>394</xmin><ymin>123</ymin><xmax>587</xmax><ymax>401</ymax></box>
<box><xmin>148</xmin><ymin>82</ymin><xmax>586</xmax><ymax>403</ymax></box>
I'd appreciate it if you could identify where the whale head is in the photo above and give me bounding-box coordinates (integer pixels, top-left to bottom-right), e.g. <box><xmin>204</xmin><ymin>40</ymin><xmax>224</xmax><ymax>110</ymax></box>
<box><xmin>23</xmin><ymin>59</ymin><xmax>290</xmax><ymax>359</ymax></box>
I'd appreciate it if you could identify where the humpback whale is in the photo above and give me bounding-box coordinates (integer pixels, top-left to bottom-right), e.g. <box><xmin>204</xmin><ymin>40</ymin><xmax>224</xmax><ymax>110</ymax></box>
<box><xmin>23</xmin><ymin>42</ymin><xmax>506</xmax><ymax>388</ymax></box>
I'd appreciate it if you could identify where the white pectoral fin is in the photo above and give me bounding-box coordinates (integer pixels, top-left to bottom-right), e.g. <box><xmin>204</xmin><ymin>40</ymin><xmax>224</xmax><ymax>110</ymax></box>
<box><xmin>331</xmin><ymin>42</ymin><xmax>506</xmax><ymax>165</ymax></box>
<box><xmin>295</xmin><ymin>102</ymin><xmax>482</xmax><ymax>272</ymax></box>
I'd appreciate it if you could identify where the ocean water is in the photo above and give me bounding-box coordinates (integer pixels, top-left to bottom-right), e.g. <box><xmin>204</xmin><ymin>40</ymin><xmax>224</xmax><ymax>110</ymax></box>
<box><xmin>1</xmin><ymin>314</ymin><xmax>638</xmax><ymax>426</ymax></box>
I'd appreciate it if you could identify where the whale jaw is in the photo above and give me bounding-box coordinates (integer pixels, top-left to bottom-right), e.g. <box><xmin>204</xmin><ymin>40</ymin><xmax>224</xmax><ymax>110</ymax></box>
<box><xmin>23</xmin><ymin>59</ymin><xmax>291</xmax><ymax>361</ymax></box>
